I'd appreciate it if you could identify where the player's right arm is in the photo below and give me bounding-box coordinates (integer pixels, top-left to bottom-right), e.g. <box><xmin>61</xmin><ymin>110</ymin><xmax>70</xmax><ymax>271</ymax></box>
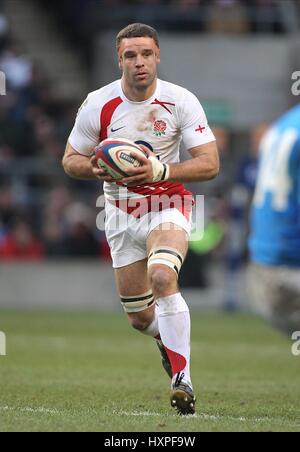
<box><xmin>62</xmin><ymin>94</ymin><xmax>114</xmax><ymax>182</ymax></box>
<box><xmin>62</xmin><ymin>141</ymin><xmax>114</xmax><ymax>182</ymax></box>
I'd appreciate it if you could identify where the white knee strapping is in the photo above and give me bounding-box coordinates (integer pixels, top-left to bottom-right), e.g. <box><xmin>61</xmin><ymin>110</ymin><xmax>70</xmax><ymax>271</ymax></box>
<box><xmin>148</xmin><ymin>247</ymin><xmax>184</xmax><ymax>277</ymax></box>
<box><xmin>156</xmin><ymin>293</ymin><xmax>189</xmax><ymax>317</ymax></box>
<box><xmin>120</xmin><ymin>290</ymin><xmax>155</xmax><ymax>313</ymax></box>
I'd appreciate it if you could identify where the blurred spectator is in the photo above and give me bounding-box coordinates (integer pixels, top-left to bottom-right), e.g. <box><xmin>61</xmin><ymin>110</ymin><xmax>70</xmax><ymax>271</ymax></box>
<box><xmin>0</xmin><ymin>12</ymin><xmax>9</xmax><ymax>52</ymax></box>
<box><xmin>0</xmin><ymin>42</ymin><xmax>32</xmax><ymax>91</ymax></box>
<box><xmin>249</xmin><ymin>0</ymin><xmax>285</xmax><ymax>34</ymax></box>
<box><xmin>0</xmin><ymin>219</ymin><xmax>45</xmax><ymax>261</ymax></box>
<box><xmin>205</xmin><ymin>0</ymin><xmax>250</xmax><ymax>34</ymax></box>
<box><xmin>203</xmin><ymin>126</ymin><xmax>234</xmax><ymax>197</ymax></box>
<box><xmin>0</xmin><ymin>185</ymin><xmax>15</xmax><ymax>230</ymax></box>
<box><xmin>165</xmin><ymin>0</ymin><xmax>208</xmax><ymax>32</ymax></box>
<box><xmin>181</xmin><ymin>199</ymin><xmax>225</xmax><ymax>289</ymax></box>
<box><xmin>43</xmin><ymin>221</ymin><xmax>67</xmax><ymax>257</ymax></box>
<box><xmin>63</xmin><ymin>202</ymin><xmax>101</xmax><ymax>257</ymax></box>
<box><xmin>0</xmin><ymin>144</ymin><xmax>15</xmax><ymax>169</ymax></box>
<box><xmin>42</xmin><ymin>187</ymin><xmax>70</xmax><ymax>257</ymax></box>
<box><xmin>236</xmin><ymin>123</ymin><xmax>269</xmax><ymax>195</ymax></box>
<box><xmin>225</xmin><ymin>124</ymin><xmax>269</xmax><ymax>263</ymax></box>
<box><xmin>64</xmin><ymin>222</ymin><xmax>101</xmax><ymax>257</ymax></box>
<box><xmin>221</xmin><ymin>123</ymin><xmax>269</xmax><ymax>309</ymax></box>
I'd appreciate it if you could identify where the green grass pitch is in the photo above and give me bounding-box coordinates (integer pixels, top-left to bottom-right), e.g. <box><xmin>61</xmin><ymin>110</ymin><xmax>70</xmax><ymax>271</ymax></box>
<box><xmin>0</xmin><ymin>310</ymin><xmax>299</xmax><ymax>432</ymax></box>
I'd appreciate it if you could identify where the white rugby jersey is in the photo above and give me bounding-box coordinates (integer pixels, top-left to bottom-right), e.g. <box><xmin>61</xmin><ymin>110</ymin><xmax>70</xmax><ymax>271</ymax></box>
<box><xmin>69</xmin><ymin>79</ymin><xmax>215</xmax><ymax>200</ymax></box>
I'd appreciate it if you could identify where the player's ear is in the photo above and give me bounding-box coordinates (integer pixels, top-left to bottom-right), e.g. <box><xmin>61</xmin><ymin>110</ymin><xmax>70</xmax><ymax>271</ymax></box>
<box><xmin>118</xmin><ymin>58</ymin><xmax>123</xmax><ymax>70</ymax></box>
<box><xmin>156</xmin><ymin>49</ymin><xmax>161</xmax><ymax>64</ymax></box>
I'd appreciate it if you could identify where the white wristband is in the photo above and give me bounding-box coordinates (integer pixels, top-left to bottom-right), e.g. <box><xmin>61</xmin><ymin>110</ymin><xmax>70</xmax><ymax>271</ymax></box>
<box><xmin>149</xmin><ymin>156</ymin><xmax>170</xmax><ymax>183</ymax></box>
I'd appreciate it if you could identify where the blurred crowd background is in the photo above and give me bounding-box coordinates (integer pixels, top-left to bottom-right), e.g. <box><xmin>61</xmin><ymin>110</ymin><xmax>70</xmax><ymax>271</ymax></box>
<box><xmin>0</xmin><ymin>0</ymin><xmax>299</xmax><ymax>292</ymax></box>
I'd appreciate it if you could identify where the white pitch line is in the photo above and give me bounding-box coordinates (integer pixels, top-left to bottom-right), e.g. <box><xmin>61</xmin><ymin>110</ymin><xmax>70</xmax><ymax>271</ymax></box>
<box><xmin>112</xmin><ymin>410</ymin><xmax>161</xmax><ymax>417</ymax></box>
<box><xmin>0</xmin><ymin>406</ymin><xmax>273</xmax><ymax>425</ymax></box>
<box><xmin>0</xmin><ymin>406</ymin><xmax>60</xmax><ymax>415</ymax></box>
<box><xmin>112</xmin><ymin>409</ymin><xmax>268</xmax><ymax>423</ymax></box>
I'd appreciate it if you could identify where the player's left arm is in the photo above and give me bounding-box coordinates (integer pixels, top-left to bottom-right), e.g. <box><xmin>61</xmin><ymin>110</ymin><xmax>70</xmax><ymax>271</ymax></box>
<box><xmin>167</xmin><ymin>141</ymin><xmax>219</xmax><ymax>183</ymax></box>
<box><xmin>119</xmin><ymin>141</ymin><xmax>219</xmax><ymax>185</ymax></box>
<box><xmin>171</xmin><ymin>89</ymin><xmax>220</xmax><ymax>183</ymax></box>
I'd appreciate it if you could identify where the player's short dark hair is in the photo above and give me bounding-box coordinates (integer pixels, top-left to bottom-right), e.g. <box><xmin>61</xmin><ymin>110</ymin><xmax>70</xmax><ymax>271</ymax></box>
<box><xmin>116</xmin><ymin>23</ymin><xmax>160</xmax><ymax>52</ymax></box>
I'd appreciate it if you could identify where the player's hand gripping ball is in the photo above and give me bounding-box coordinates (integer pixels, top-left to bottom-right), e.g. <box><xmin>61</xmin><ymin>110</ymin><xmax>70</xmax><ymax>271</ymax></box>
<box><xmin>94</xmin><ymin>138</ymin><xmax>148</xmax><ymax>181</ymax></box>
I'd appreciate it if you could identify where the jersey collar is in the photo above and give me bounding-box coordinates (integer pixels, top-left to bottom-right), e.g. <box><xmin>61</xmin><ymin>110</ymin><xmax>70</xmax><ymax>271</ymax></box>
<box><xmin>118</xmin><ymin>79</ymin><xmax>161</xmax><ymax>105</ymax></box>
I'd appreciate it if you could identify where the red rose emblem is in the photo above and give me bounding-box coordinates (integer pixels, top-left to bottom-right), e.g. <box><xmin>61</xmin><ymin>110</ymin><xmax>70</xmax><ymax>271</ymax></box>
<box><xmin>154</xmin><ymin>120</ymin><xmax>167</xmax><ymax>133</ymax></box>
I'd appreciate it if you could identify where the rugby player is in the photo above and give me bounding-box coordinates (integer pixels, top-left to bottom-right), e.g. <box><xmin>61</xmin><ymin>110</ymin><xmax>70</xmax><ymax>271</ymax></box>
<box><xmin>249</xmin><ymin>104</ymin><xmax>300</xmax><ymax>335</ymax></box>
<box><xmin>63</xmin><ymin>23</ymin><xmax>219</xmax><ymax>415</ymax></box>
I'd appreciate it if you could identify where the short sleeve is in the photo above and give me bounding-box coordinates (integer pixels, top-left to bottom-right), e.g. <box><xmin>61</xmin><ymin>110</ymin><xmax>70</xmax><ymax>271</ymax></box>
<box><xmin>68</xmin><ymin>97</ymin><xmax>100</xmax><ymax>156</ymax></box>
<box><xmin>180</xmin><ymin>90</ymin><xmax>215</xmax><ymax>150</ymax></box>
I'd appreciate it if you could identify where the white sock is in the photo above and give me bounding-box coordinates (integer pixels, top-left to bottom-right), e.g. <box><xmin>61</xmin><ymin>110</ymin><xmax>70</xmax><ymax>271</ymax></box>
<box><xmin>155</xmin><ymin>293</ymin><xmax>192</xmax><ymax>388</ymax></box>
<box><xmin>140</xmin><ymin>305</ymin><xmax>160</xmax><ymax>339</ymax></box>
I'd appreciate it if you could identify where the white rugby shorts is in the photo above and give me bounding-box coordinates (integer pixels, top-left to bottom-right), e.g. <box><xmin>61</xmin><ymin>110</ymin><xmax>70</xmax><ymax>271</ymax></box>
<box><xmin>105</xmin><ymin>198</ymin><xmax>193</xmax><ymax>268</ymax></box>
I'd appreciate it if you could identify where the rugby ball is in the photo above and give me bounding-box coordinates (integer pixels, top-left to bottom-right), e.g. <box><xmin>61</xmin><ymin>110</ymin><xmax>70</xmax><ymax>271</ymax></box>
<box><xmin>95</xmin><ymin>138</ymin><xmax>148</xmax><ymax>180</ymax></box>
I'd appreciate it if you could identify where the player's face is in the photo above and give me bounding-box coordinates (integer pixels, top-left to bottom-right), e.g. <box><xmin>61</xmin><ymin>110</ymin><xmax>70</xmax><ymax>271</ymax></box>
<box><xmin>118</xmin><ymin>37</ymin><xmax>160</xmax><ymax>91</ymax></box>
